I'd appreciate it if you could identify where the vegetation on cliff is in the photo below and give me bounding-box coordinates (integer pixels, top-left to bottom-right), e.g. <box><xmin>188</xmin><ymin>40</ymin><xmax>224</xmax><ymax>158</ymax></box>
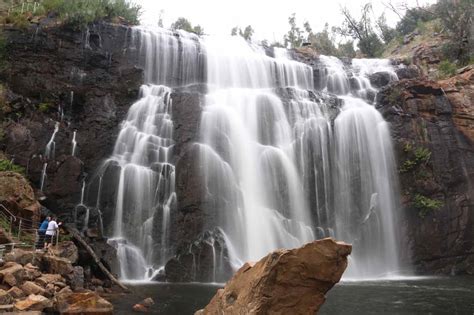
<box><xmin>3</xmin><ymin>0</ymin><xmax>141</xmax><ymax>28</ymax></box>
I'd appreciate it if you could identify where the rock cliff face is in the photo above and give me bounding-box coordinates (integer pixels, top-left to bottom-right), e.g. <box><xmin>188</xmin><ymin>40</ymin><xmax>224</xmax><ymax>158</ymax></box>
<box><xmin>196</xmin><ymin>238</ymin><xmax>351</xmax><ymax>315</ymax></box>
<box><xmin>377</xmin><ymin>67</ymin><xmax>474</xmax><ymax>274</ymax></box>
<box><xmin>1</xmin><ymin>23</ymin><xmax>142</xmax><ymax>217</ymax></box>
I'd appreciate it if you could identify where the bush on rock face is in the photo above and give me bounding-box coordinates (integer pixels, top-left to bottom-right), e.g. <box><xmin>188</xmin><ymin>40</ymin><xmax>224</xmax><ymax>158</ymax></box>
<box><xmin>7</xmin><ymin>0</ymin><xmax>141</xmax><ymax>29</ymax></box>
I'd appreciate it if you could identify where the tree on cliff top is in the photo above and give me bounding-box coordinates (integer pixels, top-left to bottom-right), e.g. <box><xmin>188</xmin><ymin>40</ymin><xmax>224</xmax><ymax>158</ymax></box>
<box><xmin>171</xmin><ymin>17</ymin><xmax>204</xmax><ymax>36</ymax></box>
<box><xmin>231</xmin><ymin>25</ymin><xmax>255</xmax><ymax>41</ymax></box>
<box><xmin>333</xmin><ymin>3</ymin><xmax>384</xmax><ymax>57</ymax></box>
<box><xmin>435</xmin><ymin>0</ymin><xmax>473</xmax><ymax>65</ymax></box>
<box><xmin>305</xmin><ymin>22</ymin><xmax>338</xmax><ymax>56</ymax></box>
<box><xmin>284</xmin><ymin>13</ymin><xmax>304</xmax><ymax>48</ymax></box>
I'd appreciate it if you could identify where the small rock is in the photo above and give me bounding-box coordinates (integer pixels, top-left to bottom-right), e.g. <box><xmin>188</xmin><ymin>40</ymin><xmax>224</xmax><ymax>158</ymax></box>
<box><xmin>21</xmin><ymin>281</ymin><xmax>46</xmax><ymax>296</ymax></box>
<box><xmin>133</xmin><ymin>304</ymin><xmax>148</xmax><ymax>312</ymax></box>
<box><xmin>14</xmin><ymin>294</ymin><xmax>53</xmax><ymax>311</ymax></box>
<box><xmin>141</xmin><ymin>297</ymin><xmax>154</xmax><ymax>307</ymax></box>
<box><xmin>58</xmin><ymin>286</ymin><xmax>73</xmax><ymax>295</ymax></box>
<box><xmin>0</xmin><ymin>304</ymin><xmax>14</xmax><ymax>312</ymax></box>
<box><xmin>25</xmin><ymin>263</ymin><xmax>39</xmax><ymax>270</ymax></box>
<box><xmin>55</xmin><ymin>291</ymin><xmax>113</xmax><ymax>314</ymax></box>
<box><xmin>67</xmin><ymin>266</ymin><xmax>84</xmax><ymax>290</ymax></box>
<box><xmin>369</xmin><ymin>71</ymin><xmax>393</xmax><ymax>88</ymax></box>
<box><xmin>35</xmin><ymin>274</ymin><xmax>64</xmax><ymax>287</ymax></box>
<box><xmin>86</xmin><ymin>228</ymin><xmax>100</xmax><ymax>238</ymax></box>
<box><xmin>0</xmin><ymin>288</ymin><xmax>13</xmax><ymax>304</ymax></box>
<box><xmin>0</xmin><ymin>263</ymin><xmax>25</xmax><ymax>286</ymax></box>
<box><xmin>24</xmin><ymin>267</ymin><xmax>42</xmax><ymax>281</ymax></box>
<box><xmin>7</xmin><ymin>286</ymin><xmax>26</xmax><ymax>299</ymax></box>
<box><xmin>47</xmin><ymin>241</ymin><xmax>79</xmax><ymax>264</ymax></box>
<box><xmin>53</xmin><ymin>281</ymin><xmax>67</xmax><ymax>288</ymax></box>
<box><xmin>95</xmin><ymin>285</ymin><xmax>104</xmax><ymax>293</ymax></box>
<box><xmin>42</xmin><ymin>255</ymin><xmax>74</xmax><ymax>276</ymax></box>
<box><xmin>91</xmin><ymin>277</ymin><xmax>104</xmax><ymax>286</ymax></box>
<box><xmin>4</xmin><ymin>249</ymin><xmax>41</xmax><ymax>266</ymax></box>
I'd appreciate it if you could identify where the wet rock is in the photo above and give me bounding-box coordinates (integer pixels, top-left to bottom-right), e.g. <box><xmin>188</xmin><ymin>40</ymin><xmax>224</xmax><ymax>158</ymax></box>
<box><xmin>55</xmin><ymin>291</ymin><xmax>113</xmax><ymax>314</ymax></box>
<box><xmin>369</xmin><ymin>71</ymin><xmax>393</xmax><ymax>88</ymax></box>
<box><xmin>42</xmin><ymin>255</ymin><xmax>74</xmax><ymax>276</ymax></box>
<box><xmin>47</xmin><ymin>241</ymin><xmax>79</xmax><ymax>264</ymax></box>
<box><xmin>395</xmin><ymin>65</ymin><xmax>420</xmax><ymax>80</ymax></box>
<box><xmin>21</xmin><ymin>281</ymin><xmax>46</xmax><ymax>296</ymax></box>
<box><xmin>14</xmin><ymin>294</ymin><xmax>53</xmax><ymax>311</ymax></box>
<box><xmin>197</xmin><ymin>238</ymin><xmax>351</xmax><ymax>315</ymax></box>
<box><xmin>0</xmin><ymin>288</ymin><xmax>13</xmax><ymax>304</ymax></box>
<box><xmin>141</xmin><ymin>297</ymin><xmax>154</xmax><ymax>307</ymax></box>
<box><xmin>165</xmin><ymin>229</ymin><xmax>233</xmax><ymax>282</ymax></box>
<box><xmin>8</xmin><ymin>286</ymin><xmax>26</xmax><ymax>299</ymax></box>
<box><xmin>133</xmin><ymin>303</ymin><xmax>149</xmax><ymax>312</ymax></box>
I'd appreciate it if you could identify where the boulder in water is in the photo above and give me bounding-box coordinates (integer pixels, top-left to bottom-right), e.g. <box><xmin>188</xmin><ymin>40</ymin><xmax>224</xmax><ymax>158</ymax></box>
<box><xmin>196</xmin><ymin>238</ymin><xmax>351</xmax><ymax>315</ymax></box>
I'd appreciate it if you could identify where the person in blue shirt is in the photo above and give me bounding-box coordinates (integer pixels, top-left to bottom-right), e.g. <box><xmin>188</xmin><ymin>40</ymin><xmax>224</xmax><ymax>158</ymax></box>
<box><xmin>36</xmin><ymin>216</ymin><xmax>50</xmax><ymax>249</ymax></box>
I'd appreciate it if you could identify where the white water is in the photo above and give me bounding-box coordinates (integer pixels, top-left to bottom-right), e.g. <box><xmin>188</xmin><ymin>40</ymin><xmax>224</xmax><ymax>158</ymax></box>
<box><xmin>40</xmin><ymin>162</ymin><xmax>47</xmax><ymax>191</ymax></box>
<box><xmin>101</xmin><ymin>27</ymin><xmax>403</xmax><ymax>281</ymax></box>
<box><xmin>71</xmin><ymin>131</ymin><xmax>77</xmax><ymax>156</ymax></box>
<box><xmin>45</xmin><ymin>122</ymin><xmax>60</xmax><ymax>160</ymax></box>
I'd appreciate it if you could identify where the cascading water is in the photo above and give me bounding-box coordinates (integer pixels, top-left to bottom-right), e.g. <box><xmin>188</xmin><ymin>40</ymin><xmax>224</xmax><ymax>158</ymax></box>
<box><xmin>199</xmin><ymin>41</ymin><xmax>402</xmax><ymax>279</ymax></box>
<box><xmin>96</xmin><ymin>27</ymin><xmax>201</xmax><ymax>281</ymax></box>
<box><xmin>45</xmin><ymin>122</ymin><xmax>60</xmax><ymax>160</ymax></box>
<box><xmin>71</xmin><ymin>131</ymin><xmax>77</xmax><ymax>156</ymax></box>
<box><xmin>200</xmin><ymin>36</ymin><xmax>316</xmax><ymax>266</ymax></box>
<box><xmin>99</xmin><ymin>25</ymin><xmax>403</xmax><ymax>281</ymax></box>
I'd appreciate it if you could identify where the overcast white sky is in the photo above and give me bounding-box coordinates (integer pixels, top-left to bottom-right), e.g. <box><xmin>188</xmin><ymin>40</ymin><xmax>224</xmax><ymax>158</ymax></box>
<box><xmin>135</xmin><ymin>0</ymin><xmax>436</xmax><ymax>42</ymax></box>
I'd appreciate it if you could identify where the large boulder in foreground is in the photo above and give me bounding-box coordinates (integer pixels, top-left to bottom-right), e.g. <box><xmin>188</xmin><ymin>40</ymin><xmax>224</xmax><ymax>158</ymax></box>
<box><xmin>196</xmin><ymin>238</ymin><xmax>351</xmax><ymax>315</ymax></box>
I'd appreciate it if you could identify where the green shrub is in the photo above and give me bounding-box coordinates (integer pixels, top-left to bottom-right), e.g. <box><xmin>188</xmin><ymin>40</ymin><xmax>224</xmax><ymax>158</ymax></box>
<box><xmin>413</xmin><ymin>194</ymin><xmax>443</xmax><ymax>218</ymax></box>
<box><xmin>438</xmin><ymin>60</ymin><xmax>457</xmax><ymax>78</ymax></box>
<box><xmin>414</xmin><ymin>147</ymin><xmax>431</xmax><ymax>163</ymax></box>
<box><xmin>399</xmin><ymin>145</ymin><xmax>431</xmax><ymax>173</ymax></box>
<box><xmin>38</xmin><ymin>102</ymin><xmax>52</xmax><ymax>112</ymax></box>
<box><xmin>10</xmin><ymin>0</ymin><xmax>141</xmax><ymax>29</ymax></box>
<box><xmin>400</xmin><ymin>159</ymin><xmax>417</xmax><ymax>172</ymax></box>
<box><xmin>0</xmin><ymin>159</ymin><xmax>25</xmax><ymax>174</ymax></box>
<box><xmin>416</xmin><ymin>20</ymin><xmax>427</xmax><ymax>33</ymax></box>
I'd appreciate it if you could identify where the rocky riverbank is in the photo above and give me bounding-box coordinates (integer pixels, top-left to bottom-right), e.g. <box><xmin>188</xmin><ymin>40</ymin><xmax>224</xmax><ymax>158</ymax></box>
<box><xmin>0</xmin><ymin>242</ymin><xmax>119</xmax><ymax>313</ymax></box>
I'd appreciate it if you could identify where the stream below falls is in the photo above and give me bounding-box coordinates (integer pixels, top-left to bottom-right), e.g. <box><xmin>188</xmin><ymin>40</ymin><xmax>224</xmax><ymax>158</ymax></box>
<box><xmin>109</xmin><ymin>277</ymin><xmax>474</xmax><ymax>314</ymax></box>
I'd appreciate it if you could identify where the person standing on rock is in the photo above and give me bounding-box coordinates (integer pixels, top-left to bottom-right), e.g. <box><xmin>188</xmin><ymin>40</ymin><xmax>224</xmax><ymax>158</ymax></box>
<box><xmin>44</xmin><ymin>216</ymin><xmax>62</xmax><ymax>248</ymax></box>
<box><xmin>36</xmin><ymin>216</ymin><xmax>50</xmax><ymax>249</ymax></box>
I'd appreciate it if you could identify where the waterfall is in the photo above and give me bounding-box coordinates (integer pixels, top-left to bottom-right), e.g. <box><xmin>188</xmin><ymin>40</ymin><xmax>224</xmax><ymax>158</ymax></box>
<box><xmin>200</xmin><ymin>36</ymin><xmax>316</xmax><ymax>264</ymax></box>
<box><xmin>98</xmin><ymin>27</ymin><xmax>200</xmax><ymax>281</ymax></box>
<box><xmin>45</xmin><ymin>122</ymin><xmax>60</xmax><ymax>160</ymax></box>
<box><xmin>71</xmin><ymin>131</ymin><xmax>77</xmax><ymax>156</ymax></box>
<box><xmin>40</xmin><ymin>162</ymin><xmax>47</xmax><ymax>191</ymax></box>
<box><xmin>101</xmin><ymin>26</ymin><xmax>403</xmax><ymax>281</ymax></box>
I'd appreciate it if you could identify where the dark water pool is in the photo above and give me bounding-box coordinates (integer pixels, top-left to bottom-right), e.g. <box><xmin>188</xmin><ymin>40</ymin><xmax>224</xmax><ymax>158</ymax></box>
<box><xmin>110</xmin><ymin>277</ymin><xmax>474</xmax><ymax>314</ymax></box>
